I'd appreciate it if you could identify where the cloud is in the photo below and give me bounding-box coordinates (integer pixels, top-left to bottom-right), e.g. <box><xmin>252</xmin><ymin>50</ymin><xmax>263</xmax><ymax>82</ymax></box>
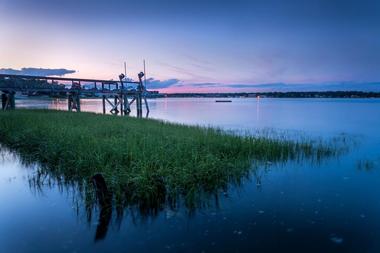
<box><xmin>221</xmin><ymin>82</ymin><xmax>380</xmax><ymax>92</ymax></box>
<box><xmin>177</xmin><ymin>82</ymin><xmax>380</xmax><ymax>92</ymax></box>
<box><xmin>0</xmin><ymin>67</ymin><xmax>76</xmax><ymax>76</ymax></box>
<box><xmin>145</xmin><ymin>78</ymin><xmax>180</xmax><ymax>89</ymax></box>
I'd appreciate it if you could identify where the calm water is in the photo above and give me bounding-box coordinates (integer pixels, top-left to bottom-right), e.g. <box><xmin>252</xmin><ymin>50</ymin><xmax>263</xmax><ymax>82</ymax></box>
<box><xmin>1</xmin><ymin>98</ymin><xmax>380</xmax><ymax>253</ymax></box>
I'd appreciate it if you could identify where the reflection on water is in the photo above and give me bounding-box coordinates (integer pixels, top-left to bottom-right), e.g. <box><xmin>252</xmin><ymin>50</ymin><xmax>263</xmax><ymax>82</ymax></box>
<box><xmin>14</xmin><ymin>142</ymin><xmax>343</xmax><ymax>243</ymax></box>
<box><xmin>1</xmin><ymin>98</ymin><xmax>380</xmax><ymax>252</ymax></box>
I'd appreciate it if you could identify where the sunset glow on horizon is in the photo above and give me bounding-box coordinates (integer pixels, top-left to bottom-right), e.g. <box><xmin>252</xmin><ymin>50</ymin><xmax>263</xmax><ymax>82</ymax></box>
<box><xmin>1</xmin><ymin>0</ymin><xmax>380</xmax><ymax>92</ymax></box>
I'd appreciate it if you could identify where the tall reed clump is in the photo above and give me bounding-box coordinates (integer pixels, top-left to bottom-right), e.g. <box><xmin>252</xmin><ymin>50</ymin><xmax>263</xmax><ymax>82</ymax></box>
<box><xmin>0</xmin><ymin>109</ymin><xmax>338</xmax><ymax>208</ymax></box>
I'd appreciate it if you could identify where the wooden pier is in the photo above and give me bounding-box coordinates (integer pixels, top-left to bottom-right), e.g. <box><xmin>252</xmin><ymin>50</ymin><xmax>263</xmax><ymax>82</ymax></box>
<box><xmin>0</xmin><ymin>73</ymin><xmax>150</xmax><ymax>117</ymax></box>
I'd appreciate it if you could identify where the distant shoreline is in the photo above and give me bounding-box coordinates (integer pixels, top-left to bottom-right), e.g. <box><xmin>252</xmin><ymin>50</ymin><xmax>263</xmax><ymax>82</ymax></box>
<box><xmin>12</xmin><ymin>91</ymin><xmax>380</xmax><ymax>99</ymax></box>
<box><xmin>159</xmin><ymin>91</ymin><xmax>380</xmax><ymax>99</ymax></box>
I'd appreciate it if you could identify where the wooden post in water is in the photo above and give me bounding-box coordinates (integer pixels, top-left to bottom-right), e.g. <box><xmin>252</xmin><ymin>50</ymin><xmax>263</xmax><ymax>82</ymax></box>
<box><xmin>137</xmin><ymin>91</ymin><xmax>142</xmax><ymax>117</ymax></box>
<box><xmin>144</xmin><ymin>96</ymin><xmax>150</xmax><ymax>115</ymax></box>
<box><xmin>68</xmin><ymin>81</ymin><xmax>74</xmax><ymax>111</ymax></box>
<box><xmin>123</xmin><ymin>94</ymin><xmax>130</xmax><ymax>115</ymax></box>
<box><xmin>137</xmin><ymin>72</ymin><xmax>144</xmax><ymax>118</ymax></box>
<box><xmin>68</xmin><ymin>93</ymin><xmax>73</xmax><ymax>111</ymax></box>
<box><xmin>119</xmin><ymin>91</ymin><xmax>125</xmax><ymax>116</ymax></box>
<box><xmin>68</xmin><ymin>92</ymin><xmax>80</xmax><ymax>112</ymax></box>
<box><xmin>76</xmin><ymin>92</ymin><xmax>81</xmax><ymax>112</ymax></box>
<box><xmin>118</xmin><ymin>73</ymin><xmax>132</xmax><ymax>116</ymax></box>
<box><xmin>77</xmin><ymin>81</ymin><xmax>81</xmax><ymax>112</ymax></box>
<box><xmin>102</xmin><ymin>95</ymin><xmax>106</xmax><ymax>114</ymax></box>
<box><xmin>114</xmin><ymin>95</ymin><xmax>119</xmax><ymax>115</ymax></box>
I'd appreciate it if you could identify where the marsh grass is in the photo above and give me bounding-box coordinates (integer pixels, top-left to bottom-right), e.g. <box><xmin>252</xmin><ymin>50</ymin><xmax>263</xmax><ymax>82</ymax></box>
<box><xmin>0</xmin><ymin>109</ymin><xmax>341</xmax><ymax>209</ymax></box>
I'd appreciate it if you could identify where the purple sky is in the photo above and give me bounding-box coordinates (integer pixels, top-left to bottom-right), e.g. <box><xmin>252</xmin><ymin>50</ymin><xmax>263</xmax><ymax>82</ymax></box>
<box><xmin>1</xmin><ymin>0</ymin><xmax>379</xmax><ymax>92</ymax></box>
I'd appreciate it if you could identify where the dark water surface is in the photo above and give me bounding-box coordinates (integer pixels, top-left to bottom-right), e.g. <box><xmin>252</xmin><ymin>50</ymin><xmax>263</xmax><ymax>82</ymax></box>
<box><xmin>1</xmin><ymin>98</ymin><xmax>380</xmax><ymax>253</ymax></box>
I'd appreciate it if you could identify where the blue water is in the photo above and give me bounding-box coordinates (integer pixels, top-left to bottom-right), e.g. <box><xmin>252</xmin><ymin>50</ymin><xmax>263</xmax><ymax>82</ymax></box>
<box><xmin>1</xmin><ymin>98</ymin><xmax>380</xmax><ymax>252</ymax></box>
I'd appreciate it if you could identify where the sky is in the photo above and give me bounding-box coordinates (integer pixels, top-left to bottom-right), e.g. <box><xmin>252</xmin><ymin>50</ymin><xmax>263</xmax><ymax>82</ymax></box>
<box><xmin>1</xmin><ymin>0</ymin><xmax>380</xmax><ymax>92</ymax></box>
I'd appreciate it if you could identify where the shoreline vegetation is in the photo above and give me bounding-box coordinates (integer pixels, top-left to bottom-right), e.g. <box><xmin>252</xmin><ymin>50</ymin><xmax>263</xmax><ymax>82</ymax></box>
<box><xmin>0</xmin><ymin>110</ymin><xmax>343</xmax><ymax>210</ymax></box>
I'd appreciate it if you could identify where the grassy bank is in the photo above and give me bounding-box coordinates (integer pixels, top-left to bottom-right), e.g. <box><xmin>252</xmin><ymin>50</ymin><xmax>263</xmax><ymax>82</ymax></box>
<box><xmin>0</xmin><ymin>110</ymin><xmax>337</xmax><ymax>208</ymax></box>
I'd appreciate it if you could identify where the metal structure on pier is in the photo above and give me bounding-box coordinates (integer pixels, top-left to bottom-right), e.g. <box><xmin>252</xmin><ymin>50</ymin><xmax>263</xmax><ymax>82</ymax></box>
<box><xmin>0</xmin><ymin>73</ymin><xmax>150</xmax><ymax>117</ymax></box>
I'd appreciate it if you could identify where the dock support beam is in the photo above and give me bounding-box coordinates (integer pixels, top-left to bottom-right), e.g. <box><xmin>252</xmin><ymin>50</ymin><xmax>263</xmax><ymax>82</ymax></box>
<box><xmin>68</xmin><ymin>92</ymin><xmax>81</xmax><ymax>112</ymax></box>
<box><xmin>103</xmin><ymin>95</ymin><xmax>126</xmax><ymax>115</ymax></box>
<box><xmin>102</xmin><ymin>95</ymin><xmax>106</xmax><ymax>114</ymax></box>
<box><xmin>114</xmin><ymin>96</ymin><xmax>119</xmax><ymax>115</ymax></box>
<box><xmin>144</xmin><ymin>96</ymin><xmax>150</xmax><ymax>115</ymax></box>
<box><xmin>123</xmin><ymin>93</ymin><xmax>131</xmax><ymax>115</ymax></box>
<box><xmin>118</xmin><ymin>74</ymin><xmax>131</xmax><ymax>116</ymax></box>
<box><xmin>136</xmin><ymin>93</ymin><xmax>142</xmax><ymax>118</ymax></box>
<box><xmin>137</xmin><ymin>72</ymin><xmax>145</xmax><ymax>118</ymax></box>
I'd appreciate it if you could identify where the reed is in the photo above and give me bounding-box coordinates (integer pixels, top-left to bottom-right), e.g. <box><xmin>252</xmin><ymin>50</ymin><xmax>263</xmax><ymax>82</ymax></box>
<box><xmin>0</xmin><ymin>109</ymin><xmax>338</xmax><ymax>208</ymax></box>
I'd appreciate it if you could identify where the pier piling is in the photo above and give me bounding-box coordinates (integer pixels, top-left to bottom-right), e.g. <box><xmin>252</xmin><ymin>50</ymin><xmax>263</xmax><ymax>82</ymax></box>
<box><xmin>68</xmin><ymin>92</ymin><xmax>81</xmax><ymax>112</ymax></box>
<box><xmin>1</xmin><ymin>91</ymin><xmax>15</xmax><ymax>110</ymax></box>
<box><xmin>102</xmin><ymin>95</ymin><xmax>106</xmax><ymax>114</ymax></box>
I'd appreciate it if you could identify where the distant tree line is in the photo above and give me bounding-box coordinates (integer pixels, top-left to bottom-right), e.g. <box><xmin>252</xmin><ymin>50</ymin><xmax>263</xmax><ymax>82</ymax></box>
<box><xmin>0</xmin><ymin>77</ymin><xmax>65</xmax><ymax>90</ymax></box>
<box><xmin>162</xmin><ymin>91</ymin><xmax>380</xmax><ymax>98</ymax></box>
<box><xmin>0</xmin><ymin>77</ymin><xmax>67</xmax><ymax>97</ymax></box>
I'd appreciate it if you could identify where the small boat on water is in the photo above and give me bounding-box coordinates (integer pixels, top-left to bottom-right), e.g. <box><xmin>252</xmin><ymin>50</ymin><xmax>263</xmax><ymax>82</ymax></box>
<box><xmin>215</xmin><ymin>100</ymin><xmax>232</xmax><ymax>103</ymax></box>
